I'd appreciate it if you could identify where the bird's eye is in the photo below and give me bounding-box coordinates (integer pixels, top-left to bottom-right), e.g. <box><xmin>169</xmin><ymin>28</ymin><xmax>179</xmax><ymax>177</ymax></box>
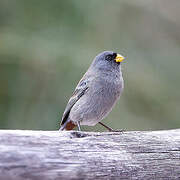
<box><xmin>105</xmin><ymin>55</ymin><xmax>112</xmax><ymax>61</ymax></box>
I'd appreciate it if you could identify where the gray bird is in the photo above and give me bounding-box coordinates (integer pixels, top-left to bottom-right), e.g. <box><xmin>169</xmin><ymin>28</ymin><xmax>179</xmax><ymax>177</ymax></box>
<box><xmin>60</xmin><ymin>51</ymin><xmax>125</xmax><ymax>131</ymax></box>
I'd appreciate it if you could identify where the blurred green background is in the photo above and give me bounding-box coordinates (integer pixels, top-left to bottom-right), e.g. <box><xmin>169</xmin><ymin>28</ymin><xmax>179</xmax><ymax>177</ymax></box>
<box><xmin>0</xmin><ymin>0</ymin><xmax>180</xmax><ymax>131</ymax></box>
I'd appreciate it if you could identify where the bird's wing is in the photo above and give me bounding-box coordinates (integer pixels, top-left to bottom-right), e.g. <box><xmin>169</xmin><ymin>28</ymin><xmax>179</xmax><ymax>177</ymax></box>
<box><xmin>60</xmin><ymin>77</ymin><xmax>89</xmax><ymax>126</ymax></box>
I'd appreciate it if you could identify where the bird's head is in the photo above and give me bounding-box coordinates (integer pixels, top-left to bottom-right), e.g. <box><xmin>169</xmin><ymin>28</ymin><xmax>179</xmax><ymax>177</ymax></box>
<box><xmin>90</xmin><ymin>51</ymin><xmax>125</xmax><ymax>72</ymax></box>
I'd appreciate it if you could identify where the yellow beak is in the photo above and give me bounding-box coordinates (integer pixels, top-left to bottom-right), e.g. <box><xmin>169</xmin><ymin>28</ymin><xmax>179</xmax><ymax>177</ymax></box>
<box><xmin>115</xmin><ymin>54</ymin><xmax>125</xmax><ymax>63</ymax></box>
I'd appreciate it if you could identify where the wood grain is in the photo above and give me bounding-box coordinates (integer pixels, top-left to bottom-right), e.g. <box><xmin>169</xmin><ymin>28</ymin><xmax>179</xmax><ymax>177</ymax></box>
<box><xmin>0</xmin><ymin>129</ymin><xmax>180</xmax><ymax>180</ymax></box>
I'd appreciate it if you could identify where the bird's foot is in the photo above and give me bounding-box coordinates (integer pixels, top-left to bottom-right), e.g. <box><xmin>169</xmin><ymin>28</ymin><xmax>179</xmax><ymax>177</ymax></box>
<box><xmin>108</xmin><ymin>128</ymin><xmax>125</xmax><ymax>132</ymax></box>
<box><xmin>98</xmin><ymin>122</ymin><xmax>125</xmax><ymax>132</ymax></box>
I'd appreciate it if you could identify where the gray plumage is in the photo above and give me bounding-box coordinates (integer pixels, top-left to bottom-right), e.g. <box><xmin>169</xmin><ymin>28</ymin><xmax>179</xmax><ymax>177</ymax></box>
<box><xmin>60</xmin><ymin>51</ymin><xmax>124</xmax><ymax>130</ymax></box>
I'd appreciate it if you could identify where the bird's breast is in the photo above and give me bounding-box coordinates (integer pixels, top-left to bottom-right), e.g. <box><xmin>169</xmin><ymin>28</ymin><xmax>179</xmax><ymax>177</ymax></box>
<box><xmin>69</xmin><ymin>77</ymin><xmax>123</xmax><ymax>126</ymax></box>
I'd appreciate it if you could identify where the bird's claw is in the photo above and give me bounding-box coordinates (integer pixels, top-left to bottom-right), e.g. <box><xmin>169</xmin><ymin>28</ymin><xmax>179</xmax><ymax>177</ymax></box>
<box><xmin>108</xmin><ymin>128</ymin><xmax>125</xmax><ymax>132</ymax></box>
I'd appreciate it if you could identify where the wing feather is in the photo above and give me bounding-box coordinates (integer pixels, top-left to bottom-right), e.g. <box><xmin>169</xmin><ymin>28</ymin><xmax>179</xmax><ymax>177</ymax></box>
<box><xmin>60</xmin><ymin>77</ymin><xmax>89</xmax><ymax>126</ymax></box>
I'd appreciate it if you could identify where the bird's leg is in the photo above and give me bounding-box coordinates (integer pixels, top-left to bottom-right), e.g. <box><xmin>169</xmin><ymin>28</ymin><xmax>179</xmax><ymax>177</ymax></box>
<box><xmin>99</xmin><ymin>122</ymin><xmax>124</xmax><ymax>132</ymax></box>
<box><xmin>77</xmin><ymin>121</ymin><xmax>81</xmax><ymax>131</ymax></box>
<box><xmin>99</xmin><ymin>122</ymin><xmax>114</xmax><ymax>131</ymax></box>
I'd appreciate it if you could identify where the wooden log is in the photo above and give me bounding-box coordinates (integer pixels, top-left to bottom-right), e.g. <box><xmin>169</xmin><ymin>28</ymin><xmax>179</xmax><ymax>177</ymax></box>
<box><xmin>0</xmin><ymin>129</ymin><xmax>180</xmax><ymax>180</ymax></box>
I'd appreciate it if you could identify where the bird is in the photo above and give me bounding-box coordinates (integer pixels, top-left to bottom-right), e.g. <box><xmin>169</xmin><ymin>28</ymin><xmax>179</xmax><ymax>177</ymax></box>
<box><xmin>59</xmin><ymin>51</ymin><xmax>125</xmax><ymax>131</ymax></box>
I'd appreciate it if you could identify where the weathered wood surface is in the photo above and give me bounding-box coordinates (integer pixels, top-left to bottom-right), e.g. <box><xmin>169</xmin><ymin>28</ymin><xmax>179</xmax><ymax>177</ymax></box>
<box><xmin>0</xmin><ymin>129</ymin><xmax>180</xmax><ymax>180</ymax></box>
